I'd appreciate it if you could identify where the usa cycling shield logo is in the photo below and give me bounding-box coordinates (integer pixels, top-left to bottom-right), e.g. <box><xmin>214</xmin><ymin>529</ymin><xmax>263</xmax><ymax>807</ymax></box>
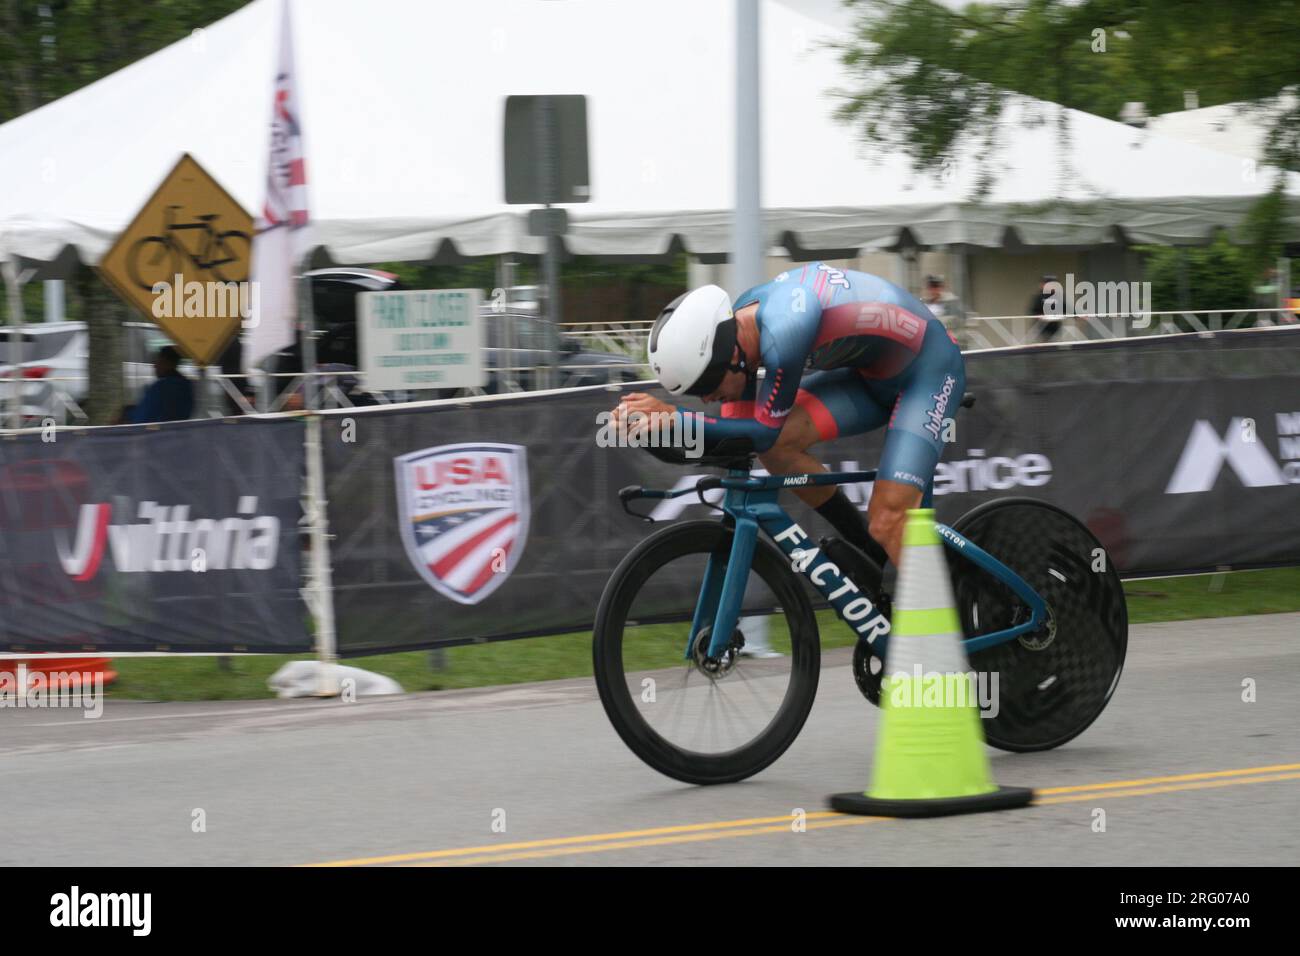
<box><xmin>395</xmin><ymin>443</ymin><xmax>530</xmax><ymax>605</ymax></box>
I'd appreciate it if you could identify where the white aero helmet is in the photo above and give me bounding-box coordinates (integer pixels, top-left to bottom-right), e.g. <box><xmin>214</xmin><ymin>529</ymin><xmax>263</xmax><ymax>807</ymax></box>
<box><xmin>647</xmin><ymin>285</ymin><xmax>745</xmax><ymax>396</ymax></box>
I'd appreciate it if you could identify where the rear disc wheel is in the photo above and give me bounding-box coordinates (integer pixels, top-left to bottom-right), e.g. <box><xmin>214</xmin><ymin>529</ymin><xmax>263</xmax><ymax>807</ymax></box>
<box><xmin>947</xmin><ymin>497</ymin><xmax>1128</xmax><ymax>752</ymax></box>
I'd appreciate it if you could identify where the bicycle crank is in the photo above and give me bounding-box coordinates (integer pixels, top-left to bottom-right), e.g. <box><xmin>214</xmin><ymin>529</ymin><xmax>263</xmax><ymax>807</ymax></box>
<box><xmin>851</xmin><ymin>589</ymin><xmax>892</xmax><ymax>707</ymax></box>
<box><xmin>852</xmin><ymin>638</ymin><xmax>887</xmax><ymax>706</ymax></box>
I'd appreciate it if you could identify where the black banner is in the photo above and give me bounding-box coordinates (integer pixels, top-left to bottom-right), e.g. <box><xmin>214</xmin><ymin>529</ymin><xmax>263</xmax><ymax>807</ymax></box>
<box><xmin>930</xmin><ymin>328</ymin><xmax>1300</xmax><ymax>574</ymax></box>
<box><xmin>0</xmin><ymin>417</ymin><xmax>308</xmax><ymax>653</ymax></box>
<box><xmin>321</xmin><ymin>327</ymin><xmax>1300</xmax><ymax>655</ymax></box>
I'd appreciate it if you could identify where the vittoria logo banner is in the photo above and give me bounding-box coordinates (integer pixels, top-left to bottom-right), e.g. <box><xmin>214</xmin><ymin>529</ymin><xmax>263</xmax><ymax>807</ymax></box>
<box><xmin>394</xmin><ymin>443</ymin><xmax>530</xmax><ymax>605</ymax></box>
<box><xmin>0</xmin><ymin>419</ymin><xmax>307</xmax><ymax>653</ymax></box>
<box><xmin>56</xmin><ymin>498</ymin><xmax>282</xmax><ymax>580</ymax></box>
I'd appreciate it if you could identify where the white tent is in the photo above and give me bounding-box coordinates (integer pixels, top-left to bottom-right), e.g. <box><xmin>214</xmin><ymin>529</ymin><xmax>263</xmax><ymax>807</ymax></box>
<box><xmin>1</xmin><ymin>0</ymin><xmax>1297</xmax><ymax>273</ymax></box>
<box><xmin>1145</xmin><ymin>93</ymin><xmax>1297</xmax><ymax>164</ymax></box>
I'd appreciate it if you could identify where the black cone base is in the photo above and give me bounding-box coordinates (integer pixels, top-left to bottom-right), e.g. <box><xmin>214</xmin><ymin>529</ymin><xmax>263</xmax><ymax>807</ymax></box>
<box><xmin>829</xmin><ymin>785</ymin><xmax>1034</xmax><ymax>818</ymax></box>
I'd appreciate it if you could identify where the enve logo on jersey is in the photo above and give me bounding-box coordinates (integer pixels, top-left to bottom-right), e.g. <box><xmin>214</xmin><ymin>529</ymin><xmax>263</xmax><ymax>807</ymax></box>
<box><xmin>394</xmin><ymin>443</ymin><xmax>530</xmax><ymax>605</ymax></box>
<box><xmin>854</xmin><ymin>303</ymin><xmax>923</xmax><ymax>339</ymax></box>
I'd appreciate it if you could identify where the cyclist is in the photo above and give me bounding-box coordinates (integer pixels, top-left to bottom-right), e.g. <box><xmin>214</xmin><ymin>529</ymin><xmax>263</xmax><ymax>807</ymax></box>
<box><xmin>610</xmin><ymin>263</ymin><xmax>966</xmax><ymax>570</ymax></box>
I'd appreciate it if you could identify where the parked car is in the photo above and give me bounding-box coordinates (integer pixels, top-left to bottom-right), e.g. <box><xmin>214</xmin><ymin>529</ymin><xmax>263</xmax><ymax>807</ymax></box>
<box><xmin>0</xmin><ymin>321</ymin><xmax>211</xmax><ymax>425</ymax></box>
<box><xmin>0</xmin><ymin>323</ymin><xmax>88</xmax><ymax>423</ymax></box>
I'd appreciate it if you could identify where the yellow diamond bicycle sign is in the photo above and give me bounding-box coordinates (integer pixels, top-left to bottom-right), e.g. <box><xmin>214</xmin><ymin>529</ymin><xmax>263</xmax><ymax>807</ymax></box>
<box><xmin>98</xmin><ymin>153</ymin><xmax>253</xmax><ymax>367</ymax></box>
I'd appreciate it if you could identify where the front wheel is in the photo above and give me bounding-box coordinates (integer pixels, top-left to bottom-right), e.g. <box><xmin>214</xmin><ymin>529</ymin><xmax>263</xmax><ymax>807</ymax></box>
<box><xmin>947</xmin><ymin>497</ymin><xmax>1128</xmax><ymax>752</ymax></box>
<box><xmin>593</xmin><ymin>520</ymin><xmax>820</xmax><ymax>785</ymax></box>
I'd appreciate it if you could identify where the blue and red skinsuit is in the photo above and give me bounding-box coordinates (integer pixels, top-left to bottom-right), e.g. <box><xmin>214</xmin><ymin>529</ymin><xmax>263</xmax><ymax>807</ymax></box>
<box><xmin>675</xmin><ymin>263</ymin><xmax>966</xmax><ymax>492</ymax></box>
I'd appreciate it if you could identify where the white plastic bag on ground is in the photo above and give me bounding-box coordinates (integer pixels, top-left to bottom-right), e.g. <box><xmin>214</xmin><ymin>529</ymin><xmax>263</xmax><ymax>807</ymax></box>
<box><xmin>268</xmin><ymin>660</ymin><xmax>404</xmax><ymax>699</ymax></box>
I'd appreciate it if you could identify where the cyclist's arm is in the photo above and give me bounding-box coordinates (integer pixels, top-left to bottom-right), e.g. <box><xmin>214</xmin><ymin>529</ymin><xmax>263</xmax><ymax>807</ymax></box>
<box><xmin>673</xmin><ymin>404</ymin><xmax>778</xmax><ymax>452</ymax></box>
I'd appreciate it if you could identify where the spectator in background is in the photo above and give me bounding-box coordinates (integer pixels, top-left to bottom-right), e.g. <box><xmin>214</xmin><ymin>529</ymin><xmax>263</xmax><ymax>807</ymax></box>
<box><xmin>1253</xmin><ymin>266</ymin><xmax>1279</xmax><ymax>313</ymax></box>
<box><xmin>125</xmin><ymin>346</ymin><xmax>194</xmax><ymax>423</ymax></box>
<box><xmin>1028</xmin><ymin>274</ymin><xmax>1064</xmax><ymax>343</ymax></box>
<box><xmin>920</xmin><ymin>274</ymin><xmax>966</xmax><ymax>331</ymax></box>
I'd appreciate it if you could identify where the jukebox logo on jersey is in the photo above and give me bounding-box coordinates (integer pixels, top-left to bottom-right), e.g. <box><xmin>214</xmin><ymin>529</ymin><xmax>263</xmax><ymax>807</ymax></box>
<box><xmin>394</xmin><ymin>443</ymin><xmax>530</xmax><ymax>605</ymax></box>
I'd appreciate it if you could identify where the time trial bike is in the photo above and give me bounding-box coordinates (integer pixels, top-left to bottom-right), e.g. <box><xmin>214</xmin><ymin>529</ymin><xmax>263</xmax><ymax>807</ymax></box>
<box><xmin>593</xmin><ymin>431</ymin><xmax>1128</xmax><ymax>785</ymax></box>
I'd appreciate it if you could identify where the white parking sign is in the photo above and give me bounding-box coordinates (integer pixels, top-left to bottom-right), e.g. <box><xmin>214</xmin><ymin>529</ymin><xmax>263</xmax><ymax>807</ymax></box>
<box><xmin>358</xmin><ymin>289</ymin><xmax>485</xmax><ymax>391</ymax></box>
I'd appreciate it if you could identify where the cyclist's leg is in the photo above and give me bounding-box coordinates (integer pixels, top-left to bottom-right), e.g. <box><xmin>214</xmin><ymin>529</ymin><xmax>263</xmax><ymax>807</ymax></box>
<box><xmin>757</xmin><ymin>368</ymin><xmax>890</xmax><ymax>506</ymax></box>
<box><xmin>869</xmin><ymin>323</ymin><xmax>966</xmax><ymax>565</ymax></box>
<box><xmin>866</xmin><ymin>478</ymin><xmax>922</xmax><ymax>568</ymax></box>
<box><xmin>759</xmin><ymin>368</ymin><xmax>892</xmax><ymax>565</ymax></box>
<box><xmin>741</xmin><ymin>375</ymin><xmax>881</xmax><ymax>662</ymax></box>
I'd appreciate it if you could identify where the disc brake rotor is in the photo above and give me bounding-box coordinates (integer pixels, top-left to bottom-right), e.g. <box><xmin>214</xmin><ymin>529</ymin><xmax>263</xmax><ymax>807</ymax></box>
<box><xmin>691</xmin><ymin>625</ymin><xmax>744</xmax><ymax>678</ymax></box>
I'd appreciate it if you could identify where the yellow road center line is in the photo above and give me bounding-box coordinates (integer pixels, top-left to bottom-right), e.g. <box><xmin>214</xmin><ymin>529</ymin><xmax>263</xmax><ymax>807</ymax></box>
<box><xmin>305</xmin><ymin>761</ymin><xmax>1299</xmax><ymax>867</ymax></box>
<box><xmin>1034</xmin><ymin>772</ymin><xmax>1300</xmax><ymax>804</ymax></box>
<box><xmin>418</xmin><ymin>773</ymin><xmax>1300</xmax><ymax>867</ymax></box>
<box><xmin>1034</xmin><ymin>762</ymin><xmax>1300</xmax><ymax>795</ymax></box>
<box><xmin>304</xmin><ymin>811</ymin><xmax>847</xmax><ymax>867</ymax></box>
<box><xmin>406</xmin><ymin>816</ymin><xmax>887</xmax><ymax>867</ymax></box>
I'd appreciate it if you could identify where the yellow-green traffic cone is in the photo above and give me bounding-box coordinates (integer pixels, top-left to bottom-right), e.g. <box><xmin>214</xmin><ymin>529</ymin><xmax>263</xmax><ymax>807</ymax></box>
<box><xmin>830</xmin><ymin>508</ymin><xmax>1033</xmax><ymax>817</ymax></box>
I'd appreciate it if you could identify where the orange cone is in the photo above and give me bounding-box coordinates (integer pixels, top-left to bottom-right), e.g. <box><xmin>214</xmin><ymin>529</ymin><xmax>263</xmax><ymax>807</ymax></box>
<box><xmin>1</xmin><ymin>657</ymin><xmax>117</xmax><ymax>691</ymax></box>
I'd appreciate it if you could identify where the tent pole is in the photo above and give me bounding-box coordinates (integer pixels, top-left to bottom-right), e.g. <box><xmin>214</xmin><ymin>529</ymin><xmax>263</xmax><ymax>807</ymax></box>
<box><xmin>891</xmin><ymin>250</ymin><xmax>908</xmax><ymax>291</ymax></box>
<box><xmin>497</xmin><ymin>254</ymin><xmax>519</xmax><ymax>391</ymax></box>
<box><xmin>44</xmin><ymin>279</ymin><xmax>64</xmax><ymax>322</ymax></box>
<box><xmin>950</xmin><ymin>244</ymin><xmax>970</xmax><ymax>348</ymax></box>
<box><xmin>545</xmin><ymin>222</ymin><xmax>561</xmax><ymax>391</ymax></box>
<box><xmin>3</xmin><ymin>260</ymin><xmax>26</xmax><ymax>430</ymax></box>
<box><xmin>298</xmin><ymin>259</ymin><xmax>317</xmax><ymax>409</ymax></box>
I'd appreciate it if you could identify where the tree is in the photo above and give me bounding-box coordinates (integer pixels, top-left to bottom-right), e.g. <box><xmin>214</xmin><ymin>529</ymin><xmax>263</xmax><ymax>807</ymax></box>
<box><xmin>833</xmin><ymin>0</ymin><xmax>1299</xmax><ymax>305</ymax></box>
<box><xmin>1</xmin><ymin>0</ymin><xmax>250</xmax><ymax>124</ymax></box>
<box><xmin>1141</xmin><ymin>235</ymin><xmax>1254</xmax><ymax>318</ymax></box>
<box><xmin>833</xmin><ymin>0</ymin><xmax>1300</xmax><ymax>178</ymax></box>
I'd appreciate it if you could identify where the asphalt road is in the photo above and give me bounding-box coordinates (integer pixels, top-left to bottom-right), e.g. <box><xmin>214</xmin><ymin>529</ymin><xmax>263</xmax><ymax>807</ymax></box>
<box><xmin>1</xmin><ymin>613</ymin><xmax>1296</xmax><ymax>866</ymax></box>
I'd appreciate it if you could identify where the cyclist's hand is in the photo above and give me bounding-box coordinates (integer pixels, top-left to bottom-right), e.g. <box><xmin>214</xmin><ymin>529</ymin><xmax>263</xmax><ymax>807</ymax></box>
<box><xmin>612</xmin><ymin>392</ymin><xmax>675</xmax><ymax>439</ymax></box>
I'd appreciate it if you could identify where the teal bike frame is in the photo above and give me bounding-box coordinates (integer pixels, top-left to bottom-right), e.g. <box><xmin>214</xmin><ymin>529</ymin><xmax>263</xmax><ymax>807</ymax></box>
<box><xmin>622</xmin><ymin>466</ymin><xmax>1048</xmax><ymax>662</ymax></box>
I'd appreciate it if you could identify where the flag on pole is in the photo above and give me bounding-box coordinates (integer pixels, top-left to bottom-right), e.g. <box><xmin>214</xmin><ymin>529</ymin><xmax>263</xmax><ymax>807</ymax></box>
<box><xmin>245</xmin><ymin>0</ymin><xmax>311</xmax><ymax>375</ymax></box>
